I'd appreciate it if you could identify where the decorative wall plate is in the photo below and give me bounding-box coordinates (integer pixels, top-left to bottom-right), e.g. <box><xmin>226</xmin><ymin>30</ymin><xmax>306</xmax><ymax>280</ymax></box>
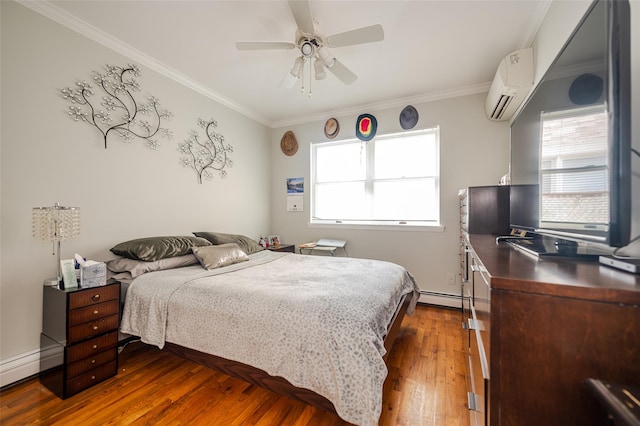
<box><xmin>356</xmin><ymin>114</ymin><xmax>377</xmax><ymax>141</ymax></box>
<box><xmin>399</xmin><ymin>105</ymin><xmax>419</xmax><ymax>130</ymax></box>
<box><xmin>324</xmin><ymin>118</ymin><xmax>340</xmax><ymax>139</ymax></box>
<box><xmin>280</xmin><ymin>130</ymin><xmax>298</xmax><ymax>156</ymax></box>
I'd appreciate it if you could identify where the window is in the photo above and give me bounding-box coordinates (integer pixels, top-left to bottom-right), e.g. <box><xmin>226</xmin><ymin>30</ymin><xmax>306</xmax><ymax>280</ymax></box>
<box><xmin>311</xmin><ymin>127</ymin><xmax>440</xmax><ymax>227</ymax></box>
<box><xmin>539</xmin><ymin>105</ymin><xmax>608</xmax><ymax>227</ymax></box>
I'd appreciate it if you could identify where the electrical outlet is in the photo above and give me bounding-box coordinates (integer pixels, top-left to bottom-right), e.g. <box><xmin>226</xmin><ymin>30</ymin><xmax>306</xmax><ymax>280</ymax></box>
<box><xmin>447</xmin><ymin>273</ymin><xmax>456</xmax><ymax>285</ymax></box>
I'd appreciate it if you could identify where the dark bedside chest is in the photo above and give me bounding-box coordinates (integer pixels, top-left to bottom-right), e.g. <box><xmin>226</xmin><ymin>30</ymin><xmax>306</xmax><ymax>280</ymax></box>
<box><xmin>265</xmin><ymin>244</ymin><xmax>295</xmax><ymax>253</ymax></box>
<box><xmin>40</xmin><ymin>281</ymin><xmax>120</xmax><ymax>398</ymax></box>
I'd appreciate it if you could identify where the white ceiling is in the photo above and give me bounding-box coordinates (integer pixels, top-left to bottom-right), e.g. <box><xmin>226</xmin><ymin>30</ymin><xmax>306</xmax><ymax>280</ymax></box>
<box><xmin>30</xmin><ymin>0</ymin><xmax>551</xmax><ymax>128</ymax></box>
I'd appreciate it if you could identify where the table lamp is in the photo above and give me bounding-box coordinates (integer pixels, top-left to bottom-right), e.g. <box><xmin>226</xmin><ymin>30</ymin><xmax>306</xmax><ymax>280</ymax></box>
<box><xmin>32</xmin><ymin>202</ymin><xmax>80</xmax><ymax>286</ymax></box>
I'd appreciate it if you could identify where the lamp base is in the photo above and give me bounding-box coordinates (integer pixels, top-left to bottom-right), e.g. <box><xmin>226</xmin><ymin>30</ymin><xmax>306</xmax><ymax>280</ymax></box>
<box><xmin>43</xmin><ymin>277</ymin><xmax>60</xmax><ymax>288</ymax></box>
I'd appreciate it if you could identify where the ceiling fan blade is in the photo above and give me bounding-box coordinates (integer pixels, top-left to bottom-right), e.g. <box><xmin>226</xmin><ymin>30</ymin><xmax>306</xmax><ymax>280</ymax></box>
<box><xmin>280</xmin><ymin>70</ymin><xmax>298</xmax><ymax>89</ymax></box>
<box><xmin>328</xmin><ymin>59</ymin><xmax>358</xmax><ymax>85</ymax></box>
<box><xmin>236</xmin><ymin>41</ymin><xmax>296</xmax><ymax>51</ymax></box>
<box><xmin>326</xmin><ymin>24</ymin><xmax>384</xmax><ymax>47</ymax></box>
<box><xmin>288</xmin><ymin>0</ymin><xmax>314</xmax><ymax>35</ymax></box>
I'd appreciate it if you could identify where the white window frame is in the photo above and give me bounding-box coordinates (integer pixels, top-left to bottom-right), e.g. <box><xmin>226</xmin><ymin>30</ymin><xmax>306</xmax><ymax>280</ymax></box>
<box><xmin>310</xmin><ymin>127</ymin><xmax>443</xmax><ymax>231</ymax></box>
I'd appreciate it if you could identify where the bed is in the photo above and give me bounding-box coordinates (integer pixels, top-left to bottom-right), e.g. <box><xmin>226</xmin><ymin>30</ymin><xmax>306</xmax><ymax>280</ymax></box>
<box><xmin>114</xmin><ymin>235</ymin><xmax>419</xmax><ymax>426</ymax></box>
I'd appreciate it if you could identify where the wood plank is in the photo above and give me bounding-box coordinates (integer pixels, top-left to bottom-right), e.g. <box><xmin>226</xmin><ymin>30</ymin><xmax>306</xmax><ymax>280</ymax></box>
<box><xmin>0</xmin><ymin>305</ymin><xmax>468</xmax><ymax>425</ymax></box>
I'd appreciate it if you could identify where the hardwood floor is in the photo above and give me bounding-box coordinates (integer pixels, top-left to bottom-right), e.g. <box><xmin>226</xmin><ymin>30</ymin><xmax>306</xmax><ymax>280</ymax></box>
<box><xmin>0</xmin><ymin>305</ymin><xmax>468</xmax><ymax>425</ymax></box>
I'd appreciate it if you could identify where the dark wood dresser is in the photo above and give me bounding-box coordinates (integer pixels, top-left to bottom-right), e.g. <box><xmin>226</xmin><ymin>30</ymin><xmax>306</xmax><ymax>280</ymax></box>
<box><xmin>460</xmin><ymin>186</ymin><xmax>509</xmax><ymax>426</ymax></box>
<box><xmin>466</xmin><ymin>234</ymin><xmax>640</xmax><ymax>426</ymax></box>
<box><xmin>40</xmin><ymin>281</ymin><xmax>120</xmax><ymax>398</ymax></box>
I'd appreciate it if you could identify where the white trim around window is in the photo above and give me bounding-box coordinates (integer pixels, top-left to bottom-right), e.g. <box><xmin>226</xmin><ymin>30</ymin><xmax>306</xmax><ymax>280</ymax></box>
<box><xmin>310</xmin><ymin>127</ymin><xmax>442</xmax><ymax>230</ymax></box>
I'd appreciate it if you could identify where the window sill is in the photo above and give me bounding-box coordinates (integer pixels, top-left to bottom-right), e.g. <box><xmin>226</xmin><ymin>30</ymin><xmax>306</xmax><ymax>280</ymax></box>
<box><xmin>308</xmin><ymin>221</ymin><xmax>445</xmax><ymax>232</ymax></box>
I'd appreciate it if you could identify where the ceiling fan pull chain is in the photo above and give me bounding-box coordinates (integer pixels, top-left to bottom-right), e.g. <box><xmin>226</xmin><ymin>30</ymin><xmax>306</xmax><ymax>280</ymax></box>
<box><xmin>300</xmin><ymin>58</ymin><xmax>305</xmax><ymax>94</ymax></box>
<box><xmin>309</xmin><ymin>59</ymin><xmax>313</xmax><ymax>98</ymax></box>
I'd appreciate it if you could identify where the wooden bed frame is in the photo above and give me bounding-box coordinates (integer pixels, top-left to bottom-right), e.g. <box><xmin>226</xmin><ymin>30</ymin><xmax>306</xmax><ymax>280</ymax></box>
<box><xmin>162</xmin><ymin>293</ymin><xmax>412</xmax><ymax>415</ymax></box>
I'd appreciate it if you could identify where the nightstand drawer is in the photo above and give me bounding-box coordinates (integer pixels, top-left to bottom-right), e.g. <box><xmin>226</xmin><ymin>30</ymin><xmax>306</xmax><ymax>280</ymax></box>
<box><xmin>67</xmin><ymin>332</ymin><xmax>118</xmax><ymax>364</ymax></box>
<box><xmin>66</xmin><ymin>360</ymin><xmax>117</xmax><ymax>396</ymax></box>
<box><xmin>68</xmin><ymin>314</ymin><xmax>119</xmax><ymax>344</ymax></box>
<box><xmin>68</xmin><ymin>300</ymin><xmax>119</xmax><ymax>326</ymax></box>
<box><xmin>67</xmin><ymin>347</ymin><xmax>117</xmax><ymax>378</ymax></box>
<box><xmin>69</xmin><ymin>285</ymin><xmax>119</xmax><ymax>309</ymax></box>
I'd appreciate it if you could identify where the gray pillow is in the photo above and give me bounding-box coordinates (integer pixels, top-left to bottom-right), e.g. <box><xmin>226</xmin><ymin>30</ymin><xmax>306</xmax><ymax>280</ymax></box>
<box><xmin>193</xmin><ymin>232</ymin><xmax>264</xmax><ymax>255</ymax></box>
<box><xmin>191</xmin><ymin>243</ymin><xmax>249</xmax><ymax>270</ymax></box>
<box><xmin>110</xmin><ymin>236</ymin><xmax>211</xmax><ymax>262</ymax></box>
<box><xmin>106</xmin><ymin>254</ymin><xmax>199</xmax><ymax>278</ymax></box>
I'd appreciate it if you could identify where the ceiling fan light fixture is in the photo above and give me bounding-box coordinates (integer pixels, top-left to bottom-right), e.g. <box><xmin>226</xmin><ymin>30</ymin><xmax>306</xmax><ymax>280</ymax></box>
<box><xmin>300</xmin><ymin>40</ymin><xmax>314</xmax><ymax>57</ymax></box>
<box><xmin>314</xmin><ymin>58</ymin><xmax>326</xmax><ymax>80</ymax></box>
<box><xmin>317</xmin><ymin>47</ymin><xmax>335</xmax><ymax>68</ymax></box>
<box><xmin>290</xmin><ymin>56</ymin><xmax>304</xmax><ymax>78</ymax></box>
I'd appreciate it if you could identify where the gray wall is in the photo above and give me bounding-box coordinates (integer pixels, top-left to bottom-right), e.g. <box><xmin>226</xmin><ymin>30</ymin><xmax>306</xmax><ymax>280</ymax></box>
<box><xmin>0</xmin><ymin>1</ymin><xmax>271</xmax><ymax>380</ymax></box>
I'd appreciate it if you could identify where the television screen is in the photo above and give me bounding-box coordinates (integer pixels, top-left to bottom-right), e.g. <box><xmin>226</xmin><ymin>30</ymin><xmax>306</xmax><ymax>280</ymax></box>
<box><xmin>509</xmin><ymin>0</ymin><xmax>630</xmax><ymax>247</ymax></box>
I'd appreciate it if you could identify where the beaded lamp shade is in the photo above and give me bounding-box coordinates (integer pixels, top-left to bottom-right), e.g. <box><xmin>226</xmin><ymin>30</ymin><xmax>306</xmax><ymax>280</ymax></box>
<box><xmin>32</xmin><ymin>202</ymin><xmax>80</xmax><ymax>284</ymax></box>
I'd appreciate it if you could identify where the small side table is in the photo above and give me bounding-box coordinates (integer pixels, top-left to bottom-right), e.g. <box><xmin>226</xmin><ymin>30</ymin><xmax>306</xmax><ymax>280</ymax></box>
<box><xmin>299</xmin><ymin>245</ymin><xmax>339</xmax><ymax>256</ymax></box>
<box><xmin>298</xmin><ymin>241</ymin><xmax>348</xmax><ymax>256</ymax></box>
<box><xmin>265</xmin><ymin>244</ymin><xmax>295</xmax><ymax>253</ymax></box>
<box><xmin>40</xmin><ymin>281</ymin><xmax>120</xmax><ymax>399</ymax></box>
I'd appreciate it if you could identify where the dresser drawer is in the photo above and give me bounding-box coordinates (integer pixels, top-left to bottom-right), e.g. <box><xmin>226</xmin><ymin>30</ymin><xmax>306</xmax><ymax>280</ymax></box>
<box><xmin>68</xmin><ymin>315</ymin><xmax>119</xmax><ymax>344</ymax></box>
<box><xmin>67</xmin><ymin>332</ymin><xmax>118</xmax><ymax>364</ymax></box>
<box><xmin>66</xmin><ymin>360</ymin><xmax>117</xmax><ymax>396</ymax></box>
<box><xmin>68</xmin><ymin>300</ymin><xmax>119</xmax><ymax>326</ymax></box>
<box><xmin>69</xmin><ymin>285</ymin><xmax>119</xmax><ymax>309</ymax></box>
<box><xmin>66</xmin><ymin>347</ymin><xmax>117</xmax><ymax>378</ymax></box>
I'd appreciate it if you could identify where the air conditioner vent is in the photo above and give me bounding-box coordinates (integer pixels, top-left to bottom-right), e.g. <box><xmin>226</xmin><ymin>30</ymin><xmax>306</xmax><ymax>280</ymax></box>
<box><xmin>490</xmin><ymin>94</ymin><xmax>514</xmax><ymax>120</ymax></box>
<box><xmin>485</xmin><ymin>48</ymin><xmax>533</xmax><ymax>121</ymax></box>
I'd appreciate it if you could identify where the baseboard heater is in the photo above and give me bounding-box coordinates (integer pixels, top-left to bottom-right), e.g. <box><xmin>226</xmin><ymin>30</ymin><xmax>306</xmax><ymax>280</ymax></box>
<box><xmin>418</xmin><ymin>290</ymin><xmax>462</xmax><ymax>309</ymax></box>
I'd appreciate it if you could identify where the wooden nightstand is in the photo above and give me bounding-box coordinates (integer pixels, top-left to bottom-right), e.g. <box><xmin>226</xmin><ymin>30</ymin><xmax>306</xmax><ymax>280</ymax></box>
<box><xmin>265</xmin><ymin>244</ymin><xmax>295</xmax><ymax>253</ymax></box>
<box><xmin>40</xmin><ymin>281</ymin><xmax>120</xmax><ymax>399</ymax></box>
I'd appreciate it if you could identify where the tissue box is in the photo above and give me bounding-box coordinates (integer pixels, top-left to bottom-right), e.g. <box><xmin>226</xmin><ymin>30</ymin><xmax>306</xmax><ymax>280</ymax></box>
<box><xmin>80</xmin><ymin>262</ymin><xmax>107</xmax><ymax>288</ymax></box>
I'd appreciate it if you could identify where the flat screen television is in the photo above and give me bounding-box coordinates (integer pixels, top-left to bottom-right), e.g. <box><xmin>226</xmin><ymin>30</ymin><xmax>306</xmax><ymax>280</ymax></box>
<box><xmin>509</xmin><ymin>0</ymin><xmax>631</xmax><ymax>248</ymax></box>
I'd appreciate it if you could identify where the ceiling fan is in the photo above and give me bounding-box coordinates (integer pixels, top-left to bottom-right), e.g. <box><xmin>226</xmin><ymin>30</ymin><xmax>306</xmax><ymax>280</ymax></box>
<box><xmin>236</xmin><ymin>0</ymin><xmax>384</xmax><ymax>94</ymax></box>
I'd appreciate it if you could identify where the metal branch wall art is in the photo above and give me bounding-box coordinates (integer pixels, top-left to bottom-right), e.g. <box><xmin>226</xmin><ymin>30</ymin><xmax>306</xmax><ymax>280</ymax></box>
<box><xmin>178</xmin><ymin>118</ymin><xmax>234</xmax><ymax>184</ymax></box>
<box><xmin>61</xmin><ymin>64</ymin><xmax>173</xmax><ymax>149</ymax></box>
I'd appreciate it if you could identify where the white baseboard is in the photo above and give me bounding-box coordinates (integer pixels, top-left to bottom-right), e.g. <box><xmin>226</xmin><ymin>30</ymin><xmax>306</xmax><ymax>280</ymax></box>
<box><xmin>418</xmin><ymin>291</ymin><xmax>462</xmax><ymax>309</ymax></box>
<box><xmin>0</xmin><ymin>349</ymin><xmax>40</xmax><ymax>388</ymax></box>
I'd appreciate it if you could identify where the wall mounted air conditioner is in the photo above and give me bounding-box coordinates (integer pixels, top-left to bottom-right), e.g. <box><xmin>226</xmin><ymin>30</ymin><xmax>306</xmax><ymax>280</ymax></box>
<box><xmin>485</xmin><ymin>47</ymin><xmax>534</xmax><ymax>121</ymax></box>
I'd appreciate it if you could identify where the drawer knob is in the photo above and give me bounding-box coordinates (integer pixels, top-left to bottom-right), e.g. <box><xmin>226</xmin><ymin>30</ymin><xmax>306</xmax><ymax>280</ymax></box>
<box><xmin>92</xmin><ymin>344</ymin><xmax>98</xmax><ymax>349</ymax></box>
<box><xmin>91</xmin><ymin>375</ymin><xmax>96</xmax><ymax>380</ymax></box>
<box><xmin>93</xmin><ymin>310</ymin><xmax>99</xmax><ymax>315</ymax></box>
<box><xmin>92</xmin><ymin>325</ymin><xmax>99</xmax><ymax>331</ymax></box>
<box><xmin>92</xmin><ymin>294</ymin><xmax>101</xmax><ymax>301</ymax></box>
<box><xmin>91</xmin><ymin>359</ymin><xmax>96</xmax><ymax>364</ymax></box>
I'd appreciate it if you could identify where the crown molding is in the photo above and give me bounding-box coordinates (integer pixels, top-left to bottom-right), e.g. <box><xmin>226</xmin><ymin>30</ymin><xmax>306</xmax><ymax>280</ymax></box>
<box><xmin>517</xmin><ymin>0</ymin><xmax>553</xmax><ymax>49</ymax></box>
<box><xmin>17</xmin><ymin>0</ymin><xmax>271</xmax><ymax>127</ymax></box>
<box><xmin>271</xmin><ymin>82</ymin><xmax>492</xmax><ymax>129</ymax></box>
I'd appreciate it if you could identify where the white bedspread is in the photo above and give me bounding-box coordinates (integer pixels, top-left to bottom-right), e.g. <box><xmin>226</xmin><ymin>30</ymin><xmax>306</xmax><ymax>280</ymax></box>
<box><xmin>120</xmin><ymin>251</ymin><xmax>419</xmax><ymax>426</ymax></box>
